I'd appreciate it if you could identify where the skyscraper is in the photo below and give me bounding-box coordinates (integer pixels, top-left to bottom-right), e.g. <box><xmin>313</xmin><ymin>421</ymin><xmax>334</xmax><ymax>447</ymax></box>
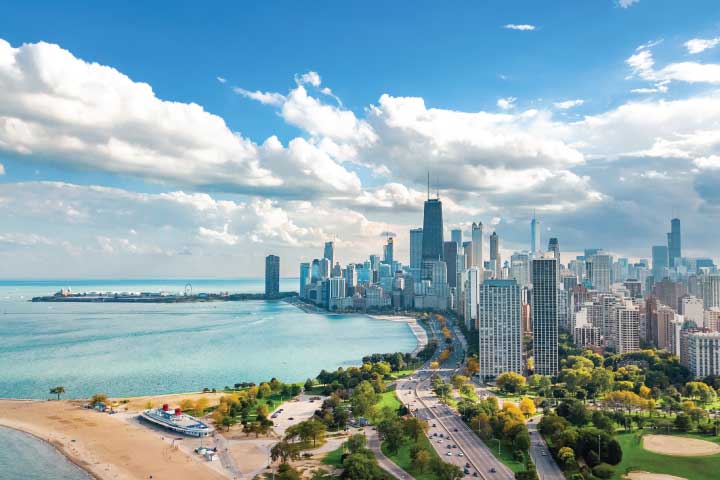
<box><xmin>668</xmin><ymin>218</ymin><xmax>681</xmax><ymax>268</ymax></box>
<box><xmin>422</xmin><ymin>198</ymin><xmax>444</xmax><ymax>261</ymax></box>
<box><xmin>451</xmin><ymin>229</ymin><xmax>462</xmax><ymax>253</ymax></box>
<box><xmin>532</xmin><ymin>256</ymin><xmax>558</xmax><ymax>376</ymax></box>
<box><xmin>652</xmin><ymin>245</ymin><xmax>669</xmax><ymax>281</ymax></box>
<box><xmin>299</xmin><ymin>262</ymin><xmax>310</xmax><ymax>298</ymax></box>
<box><xmin>489</xmin><ymin>231</ymin><xmax>500</xmax><ymax>278</ymax></box>
<box><xmin>443</xmin><ymin>241</ymin><xmax>458</xmax><ymax>288</ymax></box>
<box><xmin>548</xmin><ymin>238</ymin><xmax>560</xmax><ymax>263</ymax></box>
<box><xmin>471</xmin><ymin>222</ymin><xmax>483</xmax><ymax>268</ymax></box>
<box><xmin>587</xmin><ymin>252</ymin><xmax>612</xmax><ymax>292</ymax></box>
<box><xmin>265</xmin><ymin>254</ymin><xmax>280</xmax><ymax>296</ymax></box>
<box><xmin>323</xmin><ymin>241</ymin><xmax>334</xmax><ymax>266</ymax></box>
<box><xmin>410</xmin><ymin>228</ymin><xmax>423</xmax><ymax>272</ymax></box>
<box><xmin>463</xmin><ymin>241</ymin><xmax>473</xmax><ymax>269</ymax></box>
<box><xmin>530</xmin><ymin>213</ymin><xmax>540</xmax><ymax>255</ymax></box>
<box><xmin>383</xmin><ymin>236</ymin><xmax>394</xmax><ymax>265</ymax></box>
<box><xmin>478</xmin><ymin>279</ymin><xmax>523</xmax><ymax>379</ymax></box>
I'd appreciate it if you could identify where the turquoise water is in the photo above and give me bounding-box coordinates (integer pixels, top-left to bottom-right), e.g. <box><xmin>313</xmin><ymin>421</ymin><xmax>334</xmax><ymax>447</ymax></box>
<box><xmin>0</xmin><ymin>279</ymin><xmax>417</xmax><ymax>399</ymax></box>
<box><xmin>0</xmin><ymin>426</ymin><xmax>91</xmax><ymax>479</ymax></box>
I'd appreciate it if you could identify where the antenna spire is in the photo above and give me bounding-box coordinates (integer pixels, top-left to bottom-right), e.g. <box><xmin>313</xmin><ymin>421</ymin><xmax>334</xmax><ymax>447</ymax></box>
<box><xmin>427</xmin><ymin>170</ymin><xmax>430</xmax><ymax>200</ymax></box>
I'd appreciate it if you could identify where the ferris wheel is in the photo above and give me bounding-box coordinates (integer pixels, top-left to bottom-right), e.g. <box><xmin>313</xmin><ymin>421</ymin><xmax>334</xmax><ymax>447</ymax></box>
<box><xmin>184</xmin><ymin>283</ymin><xmax>193</xmax><ymax>296</ymax></box>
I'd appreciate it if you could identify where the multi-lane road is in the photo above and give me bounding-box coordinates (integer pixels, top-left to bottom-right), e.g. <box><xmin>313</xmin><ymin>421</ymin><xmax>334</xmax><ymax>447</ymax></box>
<box><xmin>392</xmin><ymin>314</ymin><xmax>563</xmax><ymax>480</ymax></box>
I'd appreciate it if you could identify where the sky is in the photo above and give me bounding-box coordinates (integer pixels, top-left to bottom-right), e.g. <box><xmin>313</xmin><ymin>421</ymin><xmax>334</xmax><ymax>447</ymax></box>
<box><xmin>1</xmin><ymin>0</ymin><xmax>720</xmax><ymax>278</ymax></box>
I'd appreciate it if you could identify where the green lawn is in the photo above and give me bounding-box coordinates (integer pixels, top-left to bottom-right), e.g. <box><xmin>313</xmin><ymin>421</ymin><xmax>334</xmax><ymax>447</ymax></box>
<box><xmin>322</xmin><ymin>445</ymin><xmax>345</xmax><ymax>467</ymax></box>
<box><xmin>612</xmin><ymin>432</ymin><xmax>720</xmax><ymax>480</ymax></box>
<box><xmin>478</xmin><ymin>436</ymin><xmax>526</xmax><ymax>474</ymax></box>
<box><xmin>377</xmin><ymin>387</ymin><xmax>403</xmax><ymax>413</ymax></box>
<box><xmin>382</xmin><ymin>433</ymin><xmax>441</xmax><ymax>480</ymax></box>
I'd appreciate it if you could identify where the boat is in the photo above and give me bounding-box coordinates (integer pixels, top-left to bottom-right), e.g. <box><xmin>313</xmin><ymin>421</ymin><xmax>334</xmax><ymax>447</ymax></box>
<box><xmin>139</xmin><ymin>404</ymin><xmax>213</xmax><ymax>437</ymax></box>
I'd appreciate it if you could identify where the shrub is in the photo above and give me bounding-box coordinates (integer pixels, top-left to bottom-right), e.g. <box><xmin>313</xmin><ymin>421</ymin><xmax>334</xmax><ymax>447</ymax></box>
<box><xmin>592</xmin><ymin>463</ymin><xmax>614</xmax><ymax>479</ymax></box>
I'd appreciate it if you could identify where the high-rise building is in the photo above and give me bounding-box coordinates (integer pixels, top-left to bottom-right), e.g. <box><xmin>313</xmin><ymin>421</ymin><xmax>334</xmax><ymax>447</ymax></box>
<box><xmin>608</xmin><ymin>300</ymin><xmax>640</xmax><ymax>353</ymax></box>
<box><xmin>443</xmin><ymin>241</ymin><xmax>458</xmax><ymax>288</ymax></box>
<box><xmin>451</xmin><ymin>229</ymin><xmax>462</xmax><ymax>253</ymax></box>
<box><xmin>409</xmin><ymin>228</ymin><xmax>423</xmax><ymax>270</ymax></box>
<box><xmin>323</xmin><ymin>241</ymin><xmax>334</xmax><ymax>266</ymax></box>
<box><xmin>587</xmin><ymin>252</ymin><xmax>612</xmax><ymax>292</ymax></box>
<box><xmin>681</xmin><ymin>296</ymin><xmax>704</xmax><ymax>327</ymax></box>
<box><xmin>478</xmin><ymin>279</ymin><xmax>523</xmax><ymax>379</ymax></box>
<box><xmin>471</xmin><ymin>222</ymin><xmax>483</xmax><ymax>268</ymax></box>
<box><xmin>510</xmin><ymin>252</ymin><xmax>531</xmax><ymax>289</ymax></box>
<box><xmin>652</xmin><ymin>245</ymin><xmax>669</xmax><ymax>282</ymax></box>
<box><xmin>489</xmin><ymin>232</ymin><xmax>501</xmax><ymax>278</ymax></box>
<box><xmin>383</xmin><ymin>237</ymin><xmax>394</xmax><ymax>265</ymax></box>
<box><xmin>548</xmin><ymin>238</ymin><xmax>560</xmax><ymax>263</ymax></box>
<box><xmin>668</xmin><ymin>218</ymin><xmax>681</xmax><ymax>268</ymax></box>
<box><xmin>530</xmin><ymin>213</ymin><xmax>540</xmax><ymax>255</ymax></box>
<box><xmin>422</xmin><ymin>198</ymin><xmax>444</xmax><ymax>261</ymax></box>
<box><xmin>687</xmin><ymin>332</ymin><xmax>720</xmax><ymax>378</ymax></box>
<box><xmin>532</xmin><ymin>256</ymin><xmax>559</xmax><ymax>376</ymax></box>
<box><xmin>701</xmin><ymin>274</ymin><xmax>720</xmax><ymax>309</ymax></box>
<box><xmin>463</xmin><ymin>241</ymin><xmax>474</xmax><ymax>269</ymax></box>
<box><xmin>464</xmin><ymin>267</ymin><xmax>481</xmax><ymax>330</ymax></box>
<box><xmin>265</xmin><ymin>255</ymin><xmax>280</xmax><ymax>296</ymax></box>
<box><xmin>299</xmin><ymin>262</ymin><xmax>310</xmax><ymax>298</ymax></box>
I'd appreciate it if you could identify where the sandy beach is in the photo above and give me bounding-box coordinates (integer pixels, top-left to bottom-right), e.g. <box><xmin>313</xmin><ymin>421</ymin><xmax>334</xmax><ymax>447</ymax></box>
<box><xmin>369</xmin><ymin>314</ymin><xmax>429</xmax><ymax>355</ymax></box>
<box><xmin>0</xmin><ymin>398</ymin><xmax>228</xmax><ymax>480</ymax></box>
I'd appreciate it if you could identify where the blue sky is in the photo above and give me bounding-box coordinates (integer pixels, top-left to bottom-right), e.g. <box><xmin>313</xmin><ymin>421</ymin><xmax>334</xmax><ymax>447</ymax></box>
<box><xmin>0</xmin><ymin>0</ymin><xmax>719</xmax><ymax>277</ymax></box>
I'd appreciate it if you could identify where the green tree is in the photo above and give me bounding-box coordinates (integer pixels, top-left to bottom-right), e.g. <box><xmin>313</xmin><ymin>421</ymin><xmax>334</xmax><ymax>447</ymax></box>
<box><xmin>403</xmin><ymin>417</ymin><xmax>428</xmax><ymax>441</ymax></box>
<box><xmin>412</xmin><ymin>449</ymin><xmax>431</xmax><ymax>472</ymax></box>
<box><xmin>496</xmin><ymin>372</ymin><xmax>526</xmax><ymax>393</ymax></box>
<box><xmin>277</xmin><ymin>463</ymin><xmax>302</xmax><ymax>480</ymax></box>
<box><xmin>558</xmin><ymin>446</ymin><xmax>575</xmax><ymax>466</ymax></box>
<box><xmin>271</xmin><ymin>440</ymin><xmax>300</xmax><ymax>464</ymax></box>
<box><xmin>378</xmin><ymin>418</ymin><xmax>404</xmax><ymax>454</ymax></box>
<box><xmin>345</xmin><ymin>434</ymin><xmax>367</xmax><ymax>454</ymax></box>
<box><xmin>49</xmin><ymin>386</ymin><xmax>65</xmax><ymax>401</ymax></box>
<box><xmin>350</xmin><ymin>381</ymin><xmax>378</xmax><ymax>417</ymax></box>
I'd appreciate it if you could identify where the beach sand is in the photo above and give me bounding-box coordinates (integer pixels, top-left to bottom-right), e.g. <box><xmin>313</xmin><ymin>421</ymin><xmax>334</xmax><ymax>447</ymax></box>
<box><xmin>0</xmin><ymin>398</ymin><xmax>227</xmax><ymax>480</ymax></box>
<box><xmin>368</xmin><ymin>314</ymin><xmax>429</xmax><ymax>355</ymax></box>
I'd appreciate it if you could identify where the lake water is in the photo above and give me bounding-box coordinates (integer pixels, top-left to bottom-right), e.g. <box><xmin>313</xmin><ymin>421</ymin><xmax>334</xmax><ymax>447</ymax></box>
<box><xmin>0</xmin><ymin>426</ymin><xmax>91</xmax><ymax>479</ymax></box>
<box><xmin>0</xmin><ymin>279</ymin><xmax>417</xmax><ymax>399</ymax></box>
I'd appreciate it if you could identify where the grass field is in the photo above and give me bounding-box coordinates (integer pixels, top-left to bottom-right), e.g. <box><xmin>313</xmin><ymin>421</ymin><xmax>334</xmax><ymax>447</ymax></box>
<box><xmin>612</xmin><ymin>432</ymin><xmax>720</xmax><ymax>480</ymax></box>
<box><xmin>478</xmin><ymin>436</ymin><xmax>526</xmax><ymax>474</ymax></box>
<box><xmin>376</xmin><ymin>386</ymin><xmax>402</xmax><ymax>413</ymax></box>
<box><xmin>382</xmin><ymin>433</ymin><xmax>441</xmax><ymax>480</ymax></box>
<box><xmin>322</xmin><ymin>445</ymin><xmax>345</xmax><ymax>467</ymax></box>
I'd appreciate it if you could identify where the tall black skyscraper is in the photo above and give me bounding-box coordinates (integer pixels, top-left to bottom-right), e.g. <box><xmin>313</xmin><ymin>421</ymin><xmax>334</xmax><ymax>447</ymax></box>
<box><xmin>265</xmin><ymin>254</ymin><xmax>280</xmax><ymax>296</ymax></box>
<box><xmin>422</xmin><ymin>198</ymin><xmax>444</xmax><ymax>261</ymax></box>
<box><xmin>667</xmin><ymin>218</ymin><xmax>681</xmax><ymax>268</ymax></box>
<box><xmin>532</xmin><ymin>257</ymin><xmax>558</xmax><ymax>376</ymax></box>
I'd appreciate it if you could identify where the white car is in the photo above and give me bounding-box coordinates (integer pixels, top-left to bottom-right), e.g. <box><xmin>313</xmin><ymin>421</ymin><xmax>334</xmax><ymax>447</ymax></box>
<box><xmin>446</xmin><ymin>452</ymin><xmax>452</xmax><ymax>456</ymax></box>
<box><xmin>458</xmin><ymin>452</ymin><xmax>464</xmax><ymax>456</ymax></box>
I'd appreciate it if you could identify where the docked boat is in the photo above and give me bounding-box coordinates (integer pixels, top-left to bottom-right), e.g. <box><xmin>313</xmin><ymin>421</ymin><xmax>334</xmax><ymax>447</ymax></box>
<box><xmin>139</xmin><ymin>404</ymin><xmax>213</xmax><ymax>437</ymax></box>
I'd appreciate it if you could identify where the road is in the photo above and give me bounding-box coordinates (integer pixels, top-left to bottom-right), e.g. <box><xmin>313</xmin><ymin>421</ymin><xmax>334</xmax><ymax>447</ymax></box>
<box><xmin>393</xmin><ymin>314</ymin><xmax>514</xmax><ymax>480</ymax></box>
<box><xmin>365</xmin><ymin>427</ymin><xmax>414</xmax><ymax>480</ymax></box>
<box><xmin>526</xmin><ymin>419</ymin><xmax>564</xmax><ymax>480</ymax></box>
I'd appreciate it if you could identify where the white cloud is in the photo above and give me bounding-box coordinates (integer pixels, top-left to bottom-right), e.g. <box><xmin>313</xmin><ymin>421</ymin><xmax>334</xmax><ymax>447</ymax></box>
<box><xmin>0</xmin><ymin>163</ymin><xmax>4</xmax><ymax>175</ymax></box>
<box><xmin>296</xmin><ymin>71</ymin><xmax>322</xmax><ymax>87</ymax></box>
<box><xmin>503</xmin><ymin>24</ymin><xmax>535</xmax><ymax>31</ymax></box>
<box><xmin>496</xmin><ymin>97</ymin><xmax>517</xmax><ymax>110</ymax></box>
<box><xmin>627</xmin><ymin>42</ymin><xmax>720</xmax><ymax>88</ymax></box>
<box><xmin>216</xmin><ymin>76</ymin><xmax>227</xmax><ymax>84</ymax></box>
<box><xmin>617</xmin><ymin>0</ymin><xmax>639</xmax><ymax>8</ymax></box>
<box><xmin>198</xmin><ymin>224</ymin><xmax>240</xmax><ymax>245</ymax></box>
<box><xmin>694</xmin><ymin>155</ymin><xmax>720</xmax><ymax>170</ymax></box>
<box><xmin>685</xmin><ymin>37</ymin><xmax>720</xmax><ymax>54</ymax></box>
<box><xmin>233</xmin><ymin>87</ymin><xmax>286</xmax><ymax>106</ymax></box>
<box><xmin>553</xmin><ymin>99</ymin><xmax>584</xmax><ymax>109</ymax></box>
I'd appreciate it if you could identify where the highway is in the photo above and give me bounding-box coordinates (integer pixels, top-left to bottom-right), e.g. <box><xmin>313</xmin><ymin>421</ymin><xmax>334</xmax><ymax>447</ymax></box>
<box><xmin>394</xmin><ymin>314</ymin><xmax>514</xmax><ymax>480</ymax></box>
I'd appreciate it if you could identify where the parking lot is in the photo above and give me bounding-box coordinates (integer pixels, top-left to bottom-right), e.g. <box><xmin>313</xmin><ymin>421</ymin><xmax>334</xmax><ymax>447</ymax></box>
<box><xmin>270</xmin><ymin>394</ymin><xmax>326</xmax><ymax>436</ymax></box>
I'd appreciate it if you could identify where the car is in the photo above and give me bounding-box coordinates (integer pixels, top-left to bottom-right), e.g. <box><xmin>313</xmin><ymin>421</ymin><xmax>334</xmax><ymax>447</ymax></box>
<box><xmin>473</xmin><ymin>473</ymin><xmax>478</xmax><ymax>477</ymax></box>
<box><xmin>458</xmin><ymin>452</ymin><xmax>464</xmax><ymax>456</ymax></box>
<box><xmin>490</xmin><ymin>468</ymin><xmax>496</xmax><ymax>473</ymax></box>
<box><xmin>446</xmin><ymin>452</ymin><xmax>452</xmax><ymax>456</ymax></box>
<box><xmin>454</xmin><ymin>428</ymin><xmax>459</xmax><ymax>432</ymax></box>
<box><xmin>309</xmin><ymin>400</ymin><xmax>314</xmax><ymax>403</ymax></box>
<box><xmin>464</xmin><ymin>469</ymin><xmax>470</xmax><ymax>474</ymax></box>
<box><xmin>437</xmin><ymin>440</ymin><xmax>442</xmax><ymax>443</ymax></box>
<box><xmin>465</xmin><ymin>463</ymin><xmax>471</xmax><ymax>468</ymax></box>
<box><xmin>433</xmin><ymin>433</ymin><xmax>438</xmax><ymax>437</ymax></box>
<box><xmin>288</xmin><ymin>417</ymin><xmax>294</xmax><ymax>420</ymax></box>
<box><xmin>432</xmin><ymin>423</ymin><xmax>437</xmax><ymax>427</ymax></box>
<box><xmin>541</xmin><ymin>452</ymin><xmax>547</xmax><ymax>456</ymax></box>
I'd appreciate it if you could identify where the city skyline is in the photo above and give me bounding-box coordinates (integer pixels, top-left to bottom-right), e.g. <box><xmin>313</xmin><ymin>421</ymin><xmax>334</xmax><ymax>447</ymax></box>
<box><xmin>1</xmin><ymin>1</ymin><xmax>720</xmax><ymax>277</ymax></box>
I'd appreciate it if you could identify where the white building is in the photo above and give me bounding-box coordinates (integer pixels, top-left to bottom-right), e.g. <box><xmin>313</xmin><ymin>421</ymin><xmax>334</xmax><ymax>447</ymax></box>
<box><xmin>608</xmin><ymin>300</ymin><xmax>640</xmax><ymax>354</ymax></box>
<box><xmin>681</xmin><ymin>296</ymin><xmax>704</xmax><ymax>327</ymax></box>
<box><xmin>478</xmin><ymin>280</ymin><xmax>523</xmax><ymax>379</ymax></box>
<box><xmin>687</xmin><ymin>332</ymin><xmax>720</xmax><ymax>378</ymax></box>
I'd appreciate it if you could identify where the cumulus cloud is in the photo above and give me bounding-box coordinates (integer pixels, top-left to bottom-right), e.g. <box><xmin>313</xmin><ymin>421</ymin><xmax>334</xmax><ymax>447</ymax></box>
<box><xmin>685</xmin><ymin>37</ymin><xmax>720</xmax><ymax>54</ymax></box>
<box><xmin>216</xmin><ymin>76</ymin><xmax>227</xmax><ymax>83</ymax></box>
<box><xmin>233</xmin><ymin>87</ymin><xmax>286</xmax><ymax>106</ymax></box>
<box><xmin>496</xmin><ymin>97</ymin><xmax>517</xmax><ymax>110</ymax></box>
<box><xmin>553</xmin><ymin>99</ymin><xmax>584</xmax><ymax>109</ymax></box>
<box><xmin>503</xmin><ymin>24</ymin><xmax>535</xmax><ymax>31</ymax></box>
<box><xmin>627</xmin><ymin>41</ymin><xmax>720</xmax><ymax>89</ymax></box>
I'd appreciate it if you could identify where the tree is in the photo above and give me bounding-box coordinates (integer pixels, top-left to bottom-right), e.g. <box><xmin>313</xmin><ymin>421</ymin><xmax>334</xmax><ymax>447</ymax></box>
<box><xmin>592</xmin><ymin>463</ymin><xmax>614</xmax><ymax>479</ymax></box>
<box><xmin>403</xmin><ymin>417</ymin><xmax>429</xmax><ymax>441</ymax></box>
<box><xmin>304</xmin><ymin>378</ymin><xmax>315</xmax><ymax>391</ymax></box>
<box><xmin>221</xmin><ymin>415</ymin><xmax>237</xmax><ymax>432</ymax></box>
<box><xmin>675</xmin><ymin>413</ymin><xmax>691</xmax><ymax>432</ymax></box>
<box><xmin>558</xmin><ymin>446</ymin><xmax>575</xmax><ymax>466</ymax></box>
<box><xmin>557</xmin><ymin>399</ymin><xmax>589</xmax><ymax>426</ymax></box>
<box><xmin>513</xmin><ymin>430</ymin><xmax>531</xmax><ymax>451</ymax></box>
<box><xmin>412</xmin><ymin>449</ymin><xmax>431</xmax><ymax>472</ymax></box>
<box><xmin>496</xmin><ymin>372</ymin><xmax>526</xmax><ymax>394</ymax></box>
<box><xmin>430</xmin><ymin>361</ymin><xmax>440</xmax><ymax>370</ymax></box>
<box><xmin>259</xmin><ymin>383</ymin><xmax>272</xmax><ymax>398</ymax></box>
<box><xmin>519</xmin><ymin>397</ymin><xmax>536</xmax><ymax>417</ymax></box>
<box><xmin>451</xmin><ymin>375</ymin><xmax>469</xmax><ymax>390</ymax></box>
<box><xmin>277</xmin><ymin>463</ymin><xmax>302</xmax><ymax>480</ymax></box>
<box><xmin>342</xmin><ymin>452</ymin><xmax>384</xmax><ymax>480</ymax></box>
<box><xmin>345</xmin><ymin>434</ymin><xmax>367</xmax><ymax>454</ymax></box>
<box><xmin>49</xmin><ymin>386</ymin><xmax>65</xmax><ymax>401</ymax></box>
<box><xmin>378</xmin><ymin>418</ymin><xmax>404</xmax><ymax>454</ymax></box>
<box><xmin>430</xmin><ymin>457</ymin><xmax>464</xmax><ymax>480</ymax></box>
<box><xmin>90</xmin><ymin>393</ymin><xmax>108</xmax><ymax>405</ymax></box>
<box><xmin>271</xmin><ymin>440</ymin><xmax>300</xmax><ymax>464</ymax></box>
<box><xmin>350</xmin><ymin>381</ymin><xmax>378</xmax><ymax>417</ymax></box>
<box><xmin>466</xmin><ymin>357</ymin><xmax>480</xmax><ymax>375</ymax></box>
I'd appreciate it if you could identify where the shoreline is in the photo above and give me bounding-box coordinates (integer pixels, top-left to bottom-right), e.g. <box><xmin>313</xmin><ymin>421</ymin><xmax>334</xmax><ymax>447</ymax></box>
<box><xmin>0</xmin><ymin>423</ymin><xmax>98</xmax><ymax>479</ymax></box>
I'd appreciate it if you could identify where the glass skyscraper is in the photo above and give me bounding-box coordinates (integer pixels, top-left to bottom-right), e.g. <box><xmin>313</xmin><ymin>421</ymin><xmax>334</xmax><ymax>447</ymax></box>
<box><xmin>443</xmin><ymin>241</ymin><xmax>458</xmax><ymax>288</ymax></box>
<box><xmin>422</xmin><ymin>198</ymin><xmax>444</xmax><ymax>261</ymax></box>
<box><xmin>652</xmin><ymin>245</ymin><xmax>669</xmax><ymax>281</ymax></box>
<box><xmin>668</xmin><ymin>218</ymin><xmax>681</xmax><ymax>268</ymax></box>
<box><xmin>265</xmin><ymin>254</ymin><xmax>280</xmax><ymax>296</ymax></box>
<box><xmin>478</xmin><ymin>279</ymin><xmax>522</xmax><ymax>379</ymax></box>
<box><xmin>532</xmin><ymin>257</ymin><xmax>558</xmax><ymax>376</ymax></box>
<box><xmin>410</xmin><ymin>228</ymin><xmax>423</xmax><ymax>270</ymax></box>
